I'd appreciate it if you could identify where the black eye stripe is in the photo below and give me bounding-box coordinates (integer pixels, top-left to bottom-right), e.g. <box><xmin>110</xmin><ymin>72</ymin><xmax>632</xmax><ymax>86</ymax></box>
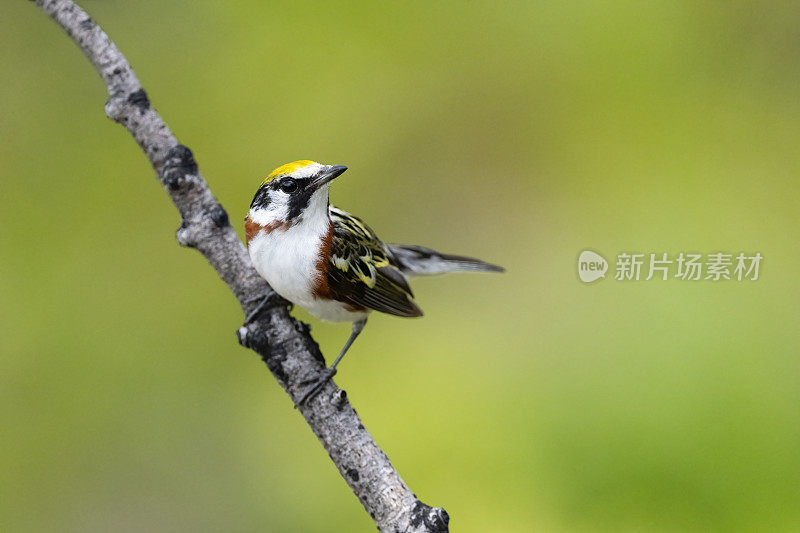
<box><xmin>286</xmin><ymin>179</ymin><xmax>317</xmax><ymax>220</ymax></box>
<box><xmin>253</xmin><ymin>177</ymin><xmax>316</xmax><ymax>220</ymax></box>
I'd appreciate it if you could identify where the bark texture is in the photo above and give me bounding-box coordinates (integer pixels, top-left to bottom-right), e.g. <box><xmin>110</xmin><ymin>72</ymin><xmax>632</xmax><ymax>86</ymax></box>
<box><xmin>33</xmin><ymin>1</ymin><xmax>449</xmax><ymax>531</ymax></box>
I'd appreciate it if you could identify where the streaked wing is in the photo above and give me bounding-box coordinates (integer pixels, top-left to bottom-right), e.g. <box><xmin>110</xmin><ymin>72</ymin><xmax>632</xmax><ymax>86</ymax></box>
<box><xmin>327</xmin><ymin>206</ymin><xmax>423</xmax><ymax>317</ymax></box>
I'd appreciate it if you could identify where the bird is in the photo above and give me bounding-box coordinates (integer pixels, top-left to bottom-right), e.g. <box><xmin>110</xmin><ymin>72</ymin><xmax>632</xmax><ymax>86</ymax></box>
<box><xmin>244</xmin><ymin>160</ymin><xmax>503</xmax><ymax>404</ymax></box>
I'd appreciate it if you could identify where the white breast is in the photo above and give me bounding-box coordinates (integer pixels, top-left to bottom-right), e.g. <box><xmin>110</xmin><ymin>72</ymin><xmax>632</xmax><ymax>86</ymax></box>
<box><xmin>249</xmin><ymin>222</ymin><xmax>322</xmax><ymax>311</ymax></box>
<box><xmin>248</xmin><ymin>208</ymin><xmax>369</xmax><ymax>323</ymax></box>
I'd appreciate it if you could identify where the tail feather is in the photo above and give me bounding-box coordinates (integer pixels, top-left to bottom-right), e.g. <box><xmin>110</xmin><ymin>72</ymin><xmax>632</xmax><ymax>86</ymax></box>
<box><xmin>387</xmin><ymin>244</ymin><xmax>505</xmax><ymax>277</ymax></box>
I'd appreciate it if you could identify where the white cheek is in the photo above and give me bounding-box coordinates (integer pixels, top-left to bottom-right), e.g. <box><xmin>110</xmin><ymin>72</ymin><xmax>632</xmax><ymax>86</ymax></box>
<box><xmin>249</xmin><ymin>199</ymin><xmax>288</xmax><ymax>225</ymax></box>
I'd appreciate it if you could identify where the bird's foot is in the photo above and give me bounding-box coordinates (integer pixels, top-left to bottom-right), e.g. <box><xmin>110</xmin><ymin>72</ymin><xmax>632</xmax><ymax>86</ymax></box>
<box><xmin>297</xmin><ymin>367</ymin><xmax>338</xmax><ymax>406</ymax></box>
<box><xmin>243</xmin><ymin>291</ymin><xmax>287</xmax><ymax>325</ymax></box>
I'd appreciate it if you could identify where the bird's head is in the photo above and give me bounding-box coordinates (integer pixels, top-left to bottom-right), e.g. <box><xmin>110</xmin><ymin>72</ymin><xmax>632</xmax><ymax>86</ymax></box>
<box><xmin>247</xmin><ymin>160</ymin><xmax>347</xmax><ymax>227</ymax></box>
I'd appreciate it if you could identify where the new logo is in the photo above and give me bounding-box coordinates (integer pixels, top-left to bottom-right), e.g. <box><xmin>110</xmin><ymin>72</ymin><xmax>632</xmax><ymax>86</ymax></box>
<box><xmin>578</xmin><ymin>250</ymin><xmax>608</xmax><ymax>283</ymax></box>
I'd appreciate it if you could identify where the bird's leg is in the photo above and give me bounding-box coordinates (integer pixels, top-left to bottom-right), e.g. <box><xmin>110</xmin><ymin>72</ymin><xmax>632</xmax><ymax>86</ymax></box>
<box><xmin>327</xmin><ymin>318</ymin><xmax>367</xmax><ymax>375</ymax></box>
<box><xmin>243</xmin><ymin>291</ymin><xmax>288</xmax><ymax>325</ymax></box>
<box><xmin>298</xmin><ymin>318</ymin><xmax>367</xmax><ymax>405</ymax></box>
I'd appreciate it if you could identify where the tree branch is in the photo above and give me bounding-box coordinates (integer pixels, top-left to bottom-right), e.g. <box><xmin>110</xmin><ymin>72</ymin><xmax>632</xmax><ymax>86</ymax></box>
<box><xmin>32</xmin><ymin>1</ymin><xmax>449</xmax><ymax>531</ymax></box>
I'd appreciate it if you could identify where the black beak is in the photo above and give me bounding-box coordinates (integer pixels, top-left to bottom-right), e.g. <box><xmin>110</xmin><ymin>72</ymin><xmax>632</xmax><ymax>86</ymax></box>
<box><xmin>312</xmin><ymin>165</ymin><xmax>347</xmax><ymax>189</ymax></box>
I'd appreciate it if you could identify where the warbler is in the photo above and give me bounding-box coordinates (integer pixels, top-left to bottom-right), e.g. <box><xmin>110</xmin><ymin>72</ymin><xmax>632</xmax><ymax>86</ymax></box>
<box><xmin>245</xmin><ymin>160</ymin><xmax>503</xmax><ymax>403</ymax></box>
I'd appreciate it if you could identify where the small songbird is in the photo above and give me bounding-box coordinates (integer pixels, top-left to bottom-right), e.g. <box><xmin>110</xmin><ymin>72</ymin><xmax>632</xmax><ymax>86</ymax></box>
<box><xmin>245</xmin><ymin>160</ymin><xmax>503</xmax><ymax>403</ymax></box>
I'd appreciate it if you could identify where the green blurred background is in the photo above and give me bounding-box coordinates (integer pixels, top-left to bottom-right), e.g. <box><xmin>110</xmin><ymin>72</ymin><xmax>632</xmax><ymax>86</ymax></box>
<box><xmin>2</xmin><ymin>1</ymin><xmax>799</xmax><ymax>531</ymax></box>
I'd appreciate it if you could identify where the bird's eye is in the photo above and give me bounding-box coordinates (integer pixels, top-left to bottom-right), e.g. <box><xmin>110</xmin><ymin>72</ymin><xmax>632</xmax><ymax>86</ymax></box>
<box><xmin>280</xmin><ymin>179</ymin><xmax>298</xmax><ymax>193</ymax></box>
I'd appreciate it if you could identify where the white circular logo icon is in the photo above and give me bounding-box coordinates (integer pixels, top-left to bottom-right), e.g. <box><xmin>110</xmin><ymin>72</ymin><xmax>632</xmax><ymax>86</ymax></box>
<box><xmin>578</xmin><ymin>250</ymin><xmax>608</xmax><ymax>283</ymax></box>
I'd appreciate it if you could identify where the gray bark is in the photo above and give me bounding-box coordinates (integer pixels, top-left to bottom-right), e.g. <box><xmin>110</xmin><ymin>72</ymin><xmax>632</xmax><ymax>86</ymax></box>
<box><xmin>32</xmin><ymin>1</ymin><xmax>449</xmax><ymax>531</ymax></box>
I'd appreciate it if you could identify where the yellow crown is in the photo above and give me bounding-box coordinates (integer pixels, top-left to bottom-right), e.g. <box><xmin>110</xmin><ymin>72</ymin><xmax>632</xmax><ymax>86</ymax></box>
<box><xmin>262</xmin><ymin>160</ymin><xmax>318</xmax><ymax>184</ymax></box>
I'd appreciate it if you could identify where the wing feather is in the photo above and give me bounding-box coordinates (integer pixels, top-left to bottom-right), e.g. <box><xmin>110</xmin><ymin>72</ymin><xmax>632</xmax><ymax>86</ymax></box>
<box><xmin>326</xmin><ymin>207</ymin><xmax>423</xmax><ymax>317</ymax></box>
